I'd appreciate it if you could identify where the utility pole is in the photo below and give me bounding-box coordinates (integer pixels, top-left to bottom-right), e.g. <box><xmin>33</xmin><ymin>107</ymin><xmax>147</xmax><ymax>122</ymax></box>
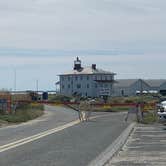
<box><xmin>36</xmin><ymin>79</ymin><xmax>38</xmax><ymax>92</ymax></box>
<box><xmin>140</xmin><ymin>79</ymin><xmax>144</xmax><ymax>120</ymax></box>
<box><xmin>14</xmin><ymin>69</ymin><xmax>16</xmax><ymax>91</ymax></box>
<box><xmin>36</xmin><ymin>79</ymin><xmax>38</xmax><ymax>101</ymax></box>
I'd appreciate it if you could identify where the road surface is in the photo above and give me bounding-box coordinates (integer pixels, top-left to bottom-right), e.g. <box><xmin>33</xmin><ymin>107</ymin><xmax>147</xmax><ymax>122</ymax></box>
<box><xmin>0</xmin><ymin>105</ymin><xmax>131</xmax><ymax>166</ymax></box>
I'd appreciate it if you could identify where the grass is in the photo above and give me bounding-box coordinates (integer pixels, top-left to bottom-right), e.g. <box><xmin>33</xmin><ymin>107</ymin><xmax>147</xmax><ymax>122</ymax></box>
<box><xmin>92</xmin><ymin>106</ymin><xmax>130</xmax><ymax>112</ymax></box>
<box><xmin>0</xmin><ymin>103</ymin><xmax>44</xmax><ymax>123</ymax></box>
<box><xmin>141</xmin><ymin>112</ymin><xmax>158</xmax><ymax>124</ymax></box>
<box><xmin>107</xmin><ymin>95</ymin><xmax>159</xmax><ymax>105</ymax></box>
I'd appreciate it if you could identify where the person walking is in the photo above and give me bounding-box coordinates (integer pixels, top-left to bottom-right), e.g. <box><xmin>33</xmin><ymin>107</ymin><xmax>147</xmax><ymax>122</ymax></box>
<box><xmin>78</xmin><ymin>100</ymin><xmax>93</xmax><ymax>122</ymax></box>
<box><xmin>78</xmin><ymin>100</ymin><xmax>86</xmax><ymax>122</ymax></box>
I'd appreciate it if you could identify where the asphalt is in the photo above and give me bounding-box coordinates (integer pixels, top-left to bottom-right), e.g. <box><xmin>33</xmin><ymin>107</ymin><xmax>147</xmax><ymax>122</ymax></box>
<box><xmin>0</xmin><ymin>105</ymin><xmax>130</xmax><ymax>166</ymax></box>
<box><xmin>0</xmin><ymin>105</ymin><xmax>78</xmax><ymax>146</ymax></box>
<box><xmin>109</xmin><ymin>124</ymin><xmax>166</xmax><ymax>166</ymax></box>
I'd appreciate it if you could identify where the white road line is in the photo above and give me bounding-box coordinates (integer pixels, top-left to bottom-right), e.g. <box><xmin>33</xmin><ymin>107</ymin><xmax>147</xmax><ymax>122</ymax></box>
<box><xmin>0</xmin><ymin>113</ymin><xmax>111</xmax><ymax>153</ymax></box>
<box><xmin>0</xmin><ymin>119</ymin><xmax>80</xmax><ymax>153</ymax></box>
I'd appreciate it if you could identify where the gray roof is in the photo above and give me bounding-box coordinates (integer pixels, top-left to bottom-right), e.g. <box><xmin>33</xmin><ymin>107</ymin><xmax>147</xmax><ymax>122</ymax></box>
<box><xmin>114</xmin><ymin>79</ymin><xmax>139</xmax><ymax>87</ymax></box>
<box><xmin>145</xmin><ymin>79</ymin><xmax>166</xmax><ymax>87</ymax></box>
<box><xmin>114</xmin><ymin>79</ymin><xmax>166</xmax><ymax>88</ymax></box>
<box><xmin>60</xmin><ymin>66</ymin><xmax>115</xmax><ymax>75</ymax></box>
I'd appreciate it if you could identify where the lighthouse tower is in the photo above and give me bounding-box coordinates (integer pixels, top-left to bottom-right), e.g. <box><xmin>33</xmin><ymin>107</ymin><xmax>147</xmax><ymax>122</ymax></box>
<box><xmin>73</xmin><ymin>57</ymin><xmax>82</xmax><ymax>71</ymax></box>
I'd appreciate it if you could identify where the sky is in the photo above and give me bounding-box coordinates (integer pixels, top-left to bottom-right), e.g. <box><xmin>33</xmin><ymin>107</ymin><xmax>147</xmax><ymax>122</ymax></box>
<box><xmin>0</xmin><ymin>0</ymin><xmax>166</xmax><ymax>90</ymax></box>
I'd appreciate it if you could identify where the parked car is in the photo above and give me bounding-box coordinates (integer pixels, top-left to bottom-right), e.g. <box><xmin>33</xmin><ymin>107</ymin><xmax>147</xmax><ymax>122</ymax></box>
<box><xmin>157</xmin><ymin>101</ymin><xmax>166</xmax><ymax>121</ymax></box>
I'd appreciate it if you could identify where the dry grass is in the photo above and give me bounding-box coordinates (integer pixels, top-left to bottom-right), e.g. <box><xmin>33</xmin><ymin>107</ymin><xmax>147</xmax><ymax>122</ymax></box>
<box><xmin>0</xmin><ymin>103</ymin><xmax>44</xmax><ymax>123</ymax></box>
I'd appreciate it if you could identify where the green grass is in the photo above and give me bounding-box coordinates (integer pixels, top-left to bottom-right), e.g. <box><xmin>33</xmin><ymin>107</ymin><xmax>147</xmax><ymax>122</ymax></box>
<box><xmin>0</xmin><ymin>103</ymin><xmax>44</xmax><ymax>123</ymax></box>
<box><xmin>110</xmin><ymin>106</ymin><xmax>131</xmax><ymax>112</ymax></box>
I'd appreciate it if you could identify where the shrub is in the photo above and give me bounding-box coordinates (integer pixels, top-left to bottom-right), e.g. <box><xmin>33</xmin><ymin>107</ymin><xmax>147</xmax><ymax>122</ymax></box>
<box><xmin>0</xmin><ymin>103</ymin><xmax>44</xmax><ymax>123</ymax></box>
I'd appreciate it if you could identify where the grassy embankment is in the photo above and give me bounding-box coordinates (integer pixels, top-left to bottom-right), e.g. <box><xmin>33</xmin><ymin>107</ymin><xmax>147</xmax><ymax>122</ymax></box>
<box><xmin>0</xmin><ymin>103</ymin><xmax>44</xmax><ymax>124</ymax></box>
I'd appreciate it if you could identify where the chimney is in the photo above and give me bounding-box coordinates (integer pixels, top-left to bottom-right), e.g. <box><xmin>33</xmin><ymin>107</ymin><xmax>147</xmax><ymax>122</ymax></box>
<box><xmin>92</xmin><ymin>64</ymin><xmax>96</xmax><ymax>70</ymax></box>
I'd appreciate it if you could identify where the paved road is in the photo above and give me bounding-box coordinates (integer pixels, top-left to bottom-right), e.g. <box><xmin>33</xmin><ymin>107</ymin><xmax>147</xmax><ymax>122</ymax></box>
<box><xmin>0</xmin><ymin>105</ymin><xmax>130</xmax><ymax>166</ymax></box>
<box><xmin>0</xmin><ymin>105</ymin><xmax>78</xmax><ymax>146</ymax></box>
<box><xmin>109</xmin><ymin>124</ymin><xmax>166</xmax><ymax>166</ymax></box>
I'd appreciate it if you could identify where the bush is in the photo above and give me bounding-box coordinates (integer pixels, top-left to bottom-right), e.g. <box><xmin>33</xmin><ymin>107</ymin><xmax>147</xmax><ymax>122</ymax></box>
<box><xmin>0</xmin><ymin>103</ymin><xmax>44</xmax><ymax>123</ymax></box>
<box><xmin>141</xmin><ymin>112</ymin><xmax>158</xmax><ymax>124</ymax></box>
<box><xmin>49</xmin><ymin>95</ymin><xmax>71</xmax><ymax>102</ymax></box>
<box><xmin>124</xmin><ymin>99</ymin><xmax>134</xmax><ymax>103</ymax></box>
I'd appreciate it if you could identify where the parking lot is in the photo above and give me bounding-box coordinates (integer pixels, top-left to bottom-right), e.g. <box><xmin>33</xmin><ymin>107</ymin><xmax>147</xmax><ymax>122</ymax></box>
<box><xmin>109</xmin><ymin>124</ymin><xmax>166</xmax><ymax>166</ymax></box>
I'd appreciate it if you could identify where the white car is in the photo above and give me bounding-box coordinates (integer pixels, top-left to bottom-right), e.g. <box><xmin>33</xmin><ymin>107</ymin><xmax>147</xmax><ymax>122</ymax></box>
<box><xmin>157</xmin><ymin>101</ymin><xmax>166</xmax><ymax>121</ymax></box>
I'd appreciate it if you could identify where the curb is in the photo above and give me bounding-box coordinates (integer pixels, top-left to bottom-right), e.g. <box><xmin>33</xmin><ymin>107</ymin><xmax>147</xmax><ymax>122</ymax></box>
<box><xmin>87</xmin><ymin>122</ymin><xmax>136</xmax><ymax>166</ymax></box>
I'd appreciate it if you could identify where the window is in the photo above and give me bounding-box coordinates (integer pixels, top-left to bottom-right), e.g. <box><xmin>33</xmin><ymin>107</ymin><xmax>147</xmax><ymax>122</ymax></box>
<box><xmin>61</xmin><ymin>76</ymin><xmax>64</xmax><ymax>81</ymax></box>
<box><xmin>80</xmin><ymin>76</ymin><xmax>83</xmax><ymax>80</ymax></box>
<box><xmin>87</xmin><ymin>75</ymin><xmax>89</xmax><ymax>80</ymax></box>
<box><xmin>104</xmin><ymin>84</ymin><xmax>108</xmax><ymax>88</ymax></box>
<box><xmin>77</xmin><ymin>84</ymin><xmax>81</xmax><ymax>89</ymax></box>
<box><xmin>93</xmin><ymin>75</ymin><xmax>97</xmax><ymax>80</ymax></box>
<box><xmin>68</xmin><ymin>84</ymin><xmax>70</xmax><ymax>88</ymax></box>
<box><xmin>62</xmin><ymin>85</ymin><xmax>65</xmax><ymax>89</ymax></box>
<box><xmin>95</xmin><ymin>83</ymin><xmax>98</xmax><ymax>88</ymax></box>
<box><xmin>105</xmin><ymin>76</ymin><xmax>107</xmax><ymax>80</ymax></box>
<box><xmin>87</xmin><ymin>84</ymin><xmax>89</xmax><ymax>88</ymax></box>
<box><xmin>75</xmin><ymin>76</ymin><xmax>78</xmax><ymax>81</ymax></box>
<box><xmin>68</xmin><ymin>76</ymin><xmax>70</xmax><ymax>81</ymax></box>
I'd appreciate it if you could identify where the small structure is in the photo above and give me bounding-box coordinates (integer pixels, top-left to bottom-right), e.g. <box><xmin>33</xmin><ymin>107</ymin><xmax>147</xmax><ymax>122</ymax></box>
<box><xmin>145</xmin><ymin>79</ymin><xmax>166</xmax><ymax>96</ymax></box>
<box><xmin>0</xmin><ymin>92</ymin><xmax>11</xmax><ymax>113</ymax></box>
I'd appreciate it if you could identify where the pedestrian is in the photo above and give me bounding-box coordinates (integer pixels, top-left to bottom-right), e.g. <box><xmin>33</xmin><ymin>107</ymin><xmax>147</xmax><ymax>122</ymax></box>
<box><xmin>78</xmin><ymin>101</ymin><xmax>86</xmax><ymax>122</ymax></box>
<box><xmin>85</xmin><ymin>100</ymin><xmax>94</xmax><ymax>121</ymax></box>
<box><xmin>78</xmin><ymin>100</ymin><xmax>92</xmax><ymax>122</ymax></box>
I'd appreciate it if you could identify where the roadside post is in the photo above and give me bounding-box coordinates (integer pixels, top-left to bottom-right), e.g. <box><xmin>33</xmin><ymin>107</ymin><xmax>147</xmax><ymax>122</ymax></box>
<box><xmin>0</xmin><ymin>93</ymin><xmax>11</xmax><ymax>114</ymax></box>
<box><xmin>140</xmin><ymin>79</ymin><xmax>144</xmax><ymax>121</ymax></box>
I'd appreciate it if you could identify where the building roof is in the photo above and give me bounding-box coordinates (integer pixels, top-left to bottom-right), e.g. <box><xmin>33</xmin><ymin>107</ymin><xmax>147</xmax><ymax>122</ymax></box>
<box><xmin>114</xmin><ymin>79</ymin><xmax>166</xmax><ymax>88</ymax></box>
<box><xmin>114</xmin><ymin>79</ymin><xmax>139</xmax><ymax>87</ymax></box>
<box><xmin>60</xmin><ymin>66</ymin><xmax>116</xmax><ymax>76</ymax></box>
<box><xmin>145</xmin><ymin>79</ymin><xmax>166</xmax><ymax>87</ymax></box>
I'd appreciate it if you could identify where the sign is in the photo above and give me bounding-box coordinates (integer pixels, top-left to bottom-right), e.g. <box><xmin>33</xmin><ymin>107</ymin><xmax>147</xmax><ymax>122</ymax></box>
<box><xmin>100</xmin><ymin>88</ymin><xmax>110</xmax><ymax>96</ymax></box>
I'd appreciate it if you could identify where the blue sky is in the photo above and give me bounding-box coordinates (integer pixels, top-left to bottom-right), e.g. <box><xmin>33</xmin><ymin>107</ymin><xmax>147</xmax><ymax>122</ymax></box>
<box><xmin>0</xmin><ymin>0</ymin><xmax>166</xmax><ymax>90</ymax></box>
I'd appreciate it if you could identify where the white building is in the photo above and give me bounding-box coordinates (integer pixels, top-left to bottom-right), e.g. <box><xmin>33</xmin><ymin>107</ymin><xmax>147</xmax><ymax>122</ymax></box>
<box><xmin>58</xmin><ymin>57</ymin><xmax>116</xmax><ymax>97</ymax></box>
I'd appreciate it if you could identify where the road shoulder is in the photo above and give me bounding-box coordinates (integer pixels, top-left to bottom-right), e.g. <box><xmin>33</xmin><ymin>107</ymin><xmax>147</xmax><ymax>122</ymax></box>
<box><xmin>88</xmin><ymin>122</ymin><xmax>136</xmax><ymax>166</ymax></box>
